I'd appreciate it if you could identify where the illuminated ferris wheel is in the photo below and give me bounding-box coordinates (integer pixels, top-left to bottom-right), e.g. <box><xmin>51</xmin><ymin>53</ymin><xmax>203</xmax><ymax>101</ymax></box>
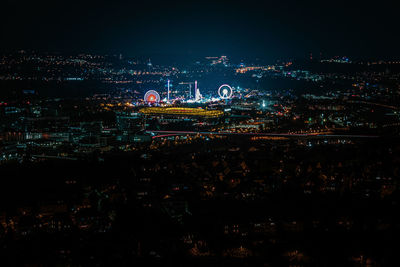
<box><xmin>218</xmin><ymin>84</ymin><xmax>233</xmax><ymax>99</ymax></box>
<box><xmin>144</xmin><ymin>90</ymin><xmax>160</xmax><ymax>104</ymax></box>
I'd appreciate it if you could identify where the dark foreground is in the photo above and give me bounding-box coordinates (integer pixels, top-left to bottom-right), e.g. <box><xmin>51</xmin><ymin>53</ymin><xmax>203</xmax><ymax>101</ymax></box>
<box><xmin>0</xmin><ymin>137</ymin><xmax>399</xmax><ymax>266</ymax></box>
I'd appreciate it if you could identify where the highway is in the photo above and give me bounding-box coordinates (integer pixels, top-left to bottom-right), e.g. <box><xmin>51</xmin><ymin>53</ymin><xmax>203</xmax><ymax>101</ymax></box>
<box><xmin>146</xmin><ymin>130</ymin><xmax>379</xmax><ymax>139</ymax></box>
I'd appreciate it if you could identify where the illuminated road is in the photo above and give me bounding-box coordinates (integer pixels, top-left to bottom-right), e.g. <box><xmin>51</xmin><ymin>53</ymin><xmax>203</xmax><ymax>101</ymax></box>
<box><xmin>146</xmin><ymin>130</ymin><xmax>379</xmax><ymax>139</ymax></box>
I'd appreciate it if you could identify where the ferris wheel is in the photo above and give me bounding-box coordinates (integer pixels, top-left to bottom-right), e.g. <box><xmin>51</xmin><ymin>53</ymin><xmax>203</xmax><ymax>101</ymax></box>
<box><xmin>218</xmin><ymin>84</ymin><xmax>233</xmax><ymax>99</ymax></box>
<box><xmin>144</xmin><ymin>90</ymin><xmax>160</xmax><ymax>104</ymax></box>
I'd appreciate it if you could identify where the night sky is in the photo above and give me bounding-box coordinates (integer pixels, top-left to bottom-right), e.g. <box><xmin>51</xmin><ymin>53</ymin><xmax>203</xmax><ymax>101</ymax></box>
<box><xmin>2</xmin><ymin>0</ymin><xmax>399</xmax><ymax>60</ymax></box>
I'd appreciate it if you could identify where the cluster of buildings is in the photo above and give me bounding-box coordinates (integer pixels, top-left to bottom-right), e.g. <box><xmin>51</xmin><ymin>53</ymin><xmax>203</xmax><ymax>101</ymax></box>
<box><xmin>0</xmin><ymin>51</ymin><xmax>400</xmax><ymax>264</ymax></box>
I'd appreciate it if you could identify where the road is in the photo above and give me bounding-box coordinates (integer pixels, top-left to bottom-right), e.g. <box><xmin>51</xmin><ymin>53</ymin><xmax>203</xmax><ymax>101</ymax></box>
<box><xmin>146</xmin><ymin>130</ymin><xmax>379</xmax><ymax>139</ymax></box>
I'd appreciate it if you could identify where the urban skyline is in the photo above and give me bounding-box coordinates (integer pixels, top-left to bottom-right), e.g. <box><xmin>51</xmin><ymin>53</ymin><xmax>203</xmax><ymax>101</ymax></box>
<box><xmin>1</xmin><ymin>1</ymin><xmax>400</xmax><ymax>266</ymax></box>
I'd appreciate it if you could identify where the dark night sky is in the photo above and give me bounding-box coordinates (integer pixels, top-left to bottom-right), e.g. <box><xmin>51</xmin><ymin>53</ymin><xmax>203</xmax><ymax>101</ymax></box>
<box><xmin>1</xmin><ymin>0</ymin><xmax>399</xmax><ymax>60</ymax></box>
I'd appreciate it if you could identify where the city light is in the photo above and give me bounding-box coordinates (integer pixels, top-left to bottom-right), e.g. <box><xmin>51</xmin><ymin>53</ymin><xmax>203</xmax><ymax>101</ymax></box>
<box><xmin>1</xmin><ymin>1</ymin><xmax>399</xmax><ymax>264</ymax></box>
